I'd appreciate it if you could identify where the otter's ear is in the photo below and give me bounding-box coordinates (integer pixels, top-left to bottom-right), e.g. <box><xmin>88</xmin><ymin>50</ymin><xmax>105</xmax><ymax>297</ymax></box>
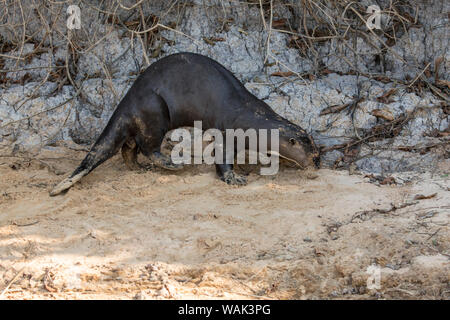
<box><xmin>289</xmin><ymin>138</ymin><xmax>296</xmax><ymax>145</ymax></box>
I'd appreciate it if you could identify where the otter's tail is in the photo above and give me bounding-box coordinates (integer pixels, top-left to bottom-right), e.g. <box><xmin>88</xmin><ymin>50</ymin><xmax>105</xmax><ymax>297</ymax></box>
<box><xmin>50</xmin><ymin>111</ymin><xmax>131</xmax><ymax>196</ymax></box>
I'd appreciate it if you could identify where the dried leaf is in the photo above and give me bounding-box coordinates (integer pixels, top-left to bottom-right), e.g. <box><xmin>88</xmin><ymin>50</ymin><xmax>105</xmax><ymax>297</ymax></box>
<box><xmin>371</xmin><ymin>109</ymin><xmax>394</xmax><ymax>121</ymax></box>
<box><xmin>434</xmin><ymin>56</ymin><xmax>444</xmax><ymax>82</ymax></box>
<box><xmin>271</xmin><ymin>19</ymin><xmax>287</xmax><ymax>28</ymax></box>
<box><xmin>124</xmin><ymin>20</ymin><xmax>139</xmax><ymax>27</ymax></box>
<box><xmin>425</xmin><ymin>128</ymin><xmax>450</xmax><ymax>137</ymax></box>
<box><xmin>210</xmin><ymin>37</ymin><xmax>225</xmax><ymax>42</ymax></box>
<box><xmin>202</xmin><ymin>37</ymin><xmax>216</xmax><ymax>46</ymax></box>
<box><xmin>435</xmin><ymin>79</ymin><xmax>450</xmax><ymax>89</ymax></box>
<box><xmin>270</xmin><ymin>71</ymin><xmax>295</xmax><ymax>77</ymax></box>
<box><xmin>373</xmin><ymin>76</ymin><xmax>392</xmax><ymax>83</ymax></box>
<box><xmin>414</xmin><ymin>193</ymin><xmax>437</xmax><ymax>200</ymax></box>
<box><xmin>319</xmin><ymin>103</ymin><xmax>350</xmax><ymax>116</ymax></box>
<box><xmin>376</xmin><ymin>88</ymin><xmax>397</xmax><ymax>104</ymax></box>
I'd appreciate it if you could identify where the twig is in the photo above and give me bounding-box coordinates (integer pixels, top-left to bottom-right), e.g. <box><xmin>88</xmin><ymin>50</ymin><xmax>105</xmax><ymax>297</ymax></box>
<box><xmin>258</xmin><ymin>0</ymin><xmax>267</xmax><ymax>30</ymax></box>
<box><xmin>408</xmin><ymin>62</ymin><xmax>431</xmax><ymax>88</ymax></box>
<box><xmin>0</xmin><ymin>53</ymin><xmax>25</xmax><ymax>60</ymax></box>
<box><xmin>0</xmin><ymin>267</ymin><xmax>26</xmax><ymax>298</ymax></box>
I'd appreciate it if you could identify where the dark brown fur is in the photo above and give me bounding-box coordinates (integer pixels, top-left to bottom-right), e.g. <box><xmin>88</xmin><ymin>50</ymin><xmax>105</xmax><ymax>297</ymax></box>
<box><xmin>50</xmin><ymin>53</ymin><xmax>319</xmax><ymax>196</ymax></box>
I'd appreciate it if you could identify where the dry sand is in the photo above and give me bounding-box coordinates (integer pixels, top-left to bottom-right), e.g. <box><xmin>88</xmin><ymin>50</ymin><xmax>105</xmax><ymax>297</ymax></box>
<box><xmin>0</xmin><ymin>145</ymin><xmax>449</xmax><ymax>299</ymax></box>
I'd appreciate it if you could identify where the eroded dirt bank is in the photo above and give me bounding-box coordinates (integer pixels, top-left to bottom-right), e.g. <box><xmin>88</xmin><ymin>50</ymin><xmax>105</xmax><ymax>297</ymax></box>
<box><xmin>0</xmin><ymin>146</ymin><xmax>449</xmax><ymax>299</ymax></box>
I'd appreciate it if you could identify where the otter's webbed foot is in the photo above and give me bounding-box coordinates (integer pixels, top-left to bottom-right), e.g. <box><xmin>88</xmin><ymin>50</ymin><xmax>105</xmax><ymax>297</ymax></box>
<box><xmin>216</xmin><ymin>163</ymin><xmax>247</xmax><ymax>186</ymax></box>
<box><xmin>220</xmin><ymin>170</ymin><xmax>248</xmax><ymax>186</ymax></box>
<box><xmin>150</xmin><ymin>151</ymin><xmax>184</xmax><ymax>171</ymax></box>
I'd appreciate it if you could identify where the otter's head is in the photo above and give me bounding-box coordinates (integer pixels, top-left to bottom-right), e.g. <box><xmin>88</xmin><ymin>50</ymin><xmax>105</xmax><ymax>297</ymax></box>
<box><xmin>278</xmin><ymin>129</ymin><xmax>320</xmax><ymax>169</ymax></box>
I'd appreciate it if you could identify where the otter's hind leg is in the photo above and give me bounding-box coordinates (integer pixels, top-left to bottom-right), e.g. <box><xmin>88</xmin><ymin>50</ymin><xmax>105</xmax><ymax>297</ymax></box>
<box><xmin>132</xmin><ymin>91</ymin><xmax>183</xmax><ymax>172</ymax></box>
<box><xmin>135</xmin><ymin>130</ymin><xmax>184</xmax><ymax>171</ymax></box>
<box><xmin>121</xmin><ymin>138</ymin><xmax>141</xmax><ymax>170</ymax></box>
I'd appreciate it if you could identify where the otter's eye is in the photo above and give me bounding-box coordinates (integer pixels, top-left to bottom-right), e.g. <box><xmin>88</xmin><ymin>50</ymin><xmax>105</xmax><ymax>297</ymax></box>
<box><xmin>289</xmin><ymin>138</ymin><xmax>296</xmax><ymax>145</ymax></box>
